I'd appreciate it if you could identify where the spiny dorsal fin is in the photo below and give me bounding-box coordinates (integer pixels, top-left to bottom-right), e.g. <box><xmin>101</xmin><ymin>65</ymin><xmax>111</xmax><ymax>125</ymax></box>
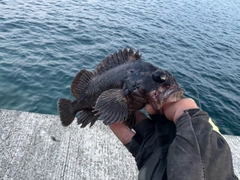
<box><xmin>71</xmin><ymin>69</ymin><xmax>93</xmax><ymax>99</ymax></box>
<box><xmin>94</xmin><ymin>48</ymin><xmax>141</xmax><ymax>75</ymax></box>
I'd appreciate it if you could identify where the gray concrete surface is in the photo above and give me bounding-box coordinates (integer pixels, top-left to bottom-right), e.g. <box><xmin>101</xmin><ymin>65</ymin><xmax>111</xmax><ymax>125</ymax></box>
<box><xmin>0</xmin><ymin>109</ymin><xmax>239</xmax><ymax>180</ymax></box>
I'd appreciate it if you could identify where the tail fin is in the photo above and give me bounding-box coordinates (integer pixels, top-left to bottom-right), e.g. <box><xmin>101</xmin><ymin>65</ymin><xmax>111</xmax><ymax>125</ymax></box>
<box><xmin>58</xmin><ymin>98</ymin><xmax>76</xmax><ymax>126</ymax></box>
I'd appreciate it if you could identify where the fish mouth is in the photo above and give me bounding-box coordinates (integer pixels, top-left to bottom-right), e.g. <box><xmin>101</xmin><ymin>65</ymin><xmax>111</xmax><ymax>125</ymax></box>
<box><xmin>150</xmin><ymin>86</ymin><xmax>185</xmax><ymax>110</ymax></box>
<box><xmin>162</xmin><ymin>87</ymin><xmax>185</xmax><ymax>104</ymax></box>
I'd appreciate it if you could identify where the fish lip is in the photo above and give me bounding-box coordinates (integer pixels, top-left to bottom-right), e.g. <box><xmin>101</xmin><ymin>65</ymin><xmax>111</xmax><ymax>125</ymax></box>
<box><xmin>149</xmin><ymin>86</ymin><xmax>185</xmax><ymax>111</ymax></box>
<box><xmin>160</xmin><ymin>87</ymin><xmax>185</xmax><ymax>104</ymax></box>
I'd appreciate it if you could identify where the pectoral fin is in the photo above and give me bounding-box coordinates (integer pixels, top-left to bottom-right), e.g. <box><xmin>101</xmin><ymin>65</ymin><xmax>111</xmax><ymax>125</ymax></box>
<box><xmin>94</xmin><ymin>89</ymin><xmax>128</xmax><ymax>125</ymax></box>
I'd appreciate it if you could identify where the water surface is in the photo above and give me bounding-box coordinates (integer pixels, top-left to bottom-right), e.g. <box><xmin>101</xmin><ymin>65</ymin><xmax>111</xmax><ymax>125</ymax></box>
<box><xmin>0</xmin><ymin>0</ymin><xmax>240</xmax><ymax>135</ymax></box>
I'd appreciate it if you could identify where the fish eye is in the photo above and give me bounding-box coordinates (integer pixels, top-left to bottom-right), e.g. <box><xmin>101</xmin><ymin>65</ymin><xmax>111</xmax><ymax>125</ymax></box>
<box><xmin>152</xmin><ymin>71</ymin><xmax>166</xmax><ymax>83</ymax></box>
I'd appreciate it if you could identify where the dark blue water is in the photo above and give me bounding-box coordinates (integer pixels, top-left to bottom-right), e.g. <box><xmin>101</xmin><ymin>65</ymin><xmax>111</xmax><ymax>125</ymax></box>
<box><xmin>0</xmin><ymin>0</ymin><xmax>240</xmax><ymax>135</ymax></box>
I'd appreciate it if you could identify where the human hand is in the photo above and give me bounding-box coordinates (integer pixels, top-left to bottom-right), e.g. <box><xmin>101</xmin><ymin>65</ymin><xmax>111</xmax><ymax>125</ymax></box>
<box><xmin>147</xmin><ymin>98</ymin><xmax>198</xmax><ymax>123</ymax></box>
<box><xmin>109</xmin><ymin>98</ymin><xmax>198</xmax><ymax>174</ymax></box>
<box><xmin>109</xmin><ymin>99</ymin><xmax>238</xmax><ymax>180</ymax></box>
<box><xmin>109</xmin><ymin>108</ymin><xmax>176</xmax><ymax>178</ymax></box>
<box><xmin>109</xmin><ymin>98</ymin><xmax>198</xmax><ymax>144</ymax></box>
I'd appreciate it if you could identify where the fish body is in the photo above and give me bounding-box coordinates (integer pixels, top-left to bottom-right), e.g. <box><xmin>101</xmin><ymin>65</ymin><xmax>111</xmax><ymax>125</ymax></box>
<box><xmin>58</xmin><ymin>48</ymin><xmax>184</xmax><ymax>127</ymax></box>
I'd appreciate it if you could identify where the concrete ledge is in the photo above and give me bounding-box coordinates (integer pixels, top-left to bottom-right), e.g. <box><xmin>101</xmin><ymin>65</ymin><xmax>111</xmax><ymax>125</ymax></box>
<box><xmin>0</xmin><ymin>109</ymin><xmax>239</xmax><ymax>179</ymax></box>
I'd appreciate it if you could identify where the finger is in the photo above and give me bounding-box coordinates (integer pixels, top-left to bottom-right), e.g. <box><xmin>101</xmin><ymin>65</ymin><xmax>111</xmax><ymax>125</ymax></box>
<box><xmin>145</xmin><ymin>104</ymin><xmax>158</xmax><ymax>115</ymax></box>
<box><xmin>109</xmin><ymin>122</ymin><xmax>135</xmax><ymax>144</ymax></box>
<box><xmin>110</xmin><ymin>122</ymin><xmax>142</xmax><ymax>157</ymax></box>
<box><xmin>145</xmin><ymin>104</ymin><xmax>170</xmax><ymax>126</ymax></box>
<box><xmin>109</xmin><ymin>110</ymin><xmax>147</xmax><ymax>145</ymax></box>
<box><xmin>145</xmin><ymin>103</ymin><xmax>162</xmax><ymax>121</ymax></box>
<box><xmin>125</xmin><ymin>111</ymin><xmax>151</xmax><ymax>157</ymax></box>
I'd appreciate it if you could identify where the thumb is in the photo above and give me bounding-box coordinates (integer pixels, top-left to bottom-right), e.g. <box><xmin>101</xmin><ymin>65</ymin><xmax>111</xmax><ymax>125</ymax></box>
<box><xmin>162</xmin><ymin>98</ymin><xmax>198</xmax><ymax>123</ymax></box>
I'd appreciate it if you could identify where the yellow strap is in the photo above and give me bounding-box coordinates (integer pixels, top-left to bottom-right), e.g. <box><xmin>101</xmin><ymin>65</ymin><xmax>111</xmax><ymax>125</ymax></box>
<box><xmin>208</xmin><ymin>118</ymin><xmax>221</xmax><ymax>135</ymax></box>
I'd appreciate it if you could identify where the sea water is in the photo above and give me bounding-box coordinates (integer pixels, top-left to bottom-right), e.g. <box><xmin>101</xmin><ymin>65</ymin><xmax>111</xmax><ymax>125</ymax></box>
<box><xmin>0</xmin><ymin>0</ymin><xmax>240</xmax><ymax>135</ymax></box>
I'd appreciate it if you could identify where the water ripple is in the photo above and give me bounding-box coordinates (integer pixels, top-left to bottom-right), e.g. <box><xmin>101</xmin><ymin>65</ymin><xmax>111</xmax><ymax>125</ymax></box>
<box><xmin>0</xmin><ymin>0</ymin><xmax>240</xmax><ymax>135</ymax></box>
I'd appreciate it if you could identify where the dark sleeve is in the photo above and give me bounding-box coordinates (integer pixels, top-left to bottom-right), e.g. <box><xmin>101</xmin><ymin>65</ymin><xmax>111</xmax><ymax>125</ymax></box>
<box><xmin>167</xmin><ymin>109</ymin><xmax>238</xmax><ymax>180</ymax></box>
<box><xmin>124</xmin><ymin>115</ymin><xmax>176</xmax><ymax>180</ymax></box>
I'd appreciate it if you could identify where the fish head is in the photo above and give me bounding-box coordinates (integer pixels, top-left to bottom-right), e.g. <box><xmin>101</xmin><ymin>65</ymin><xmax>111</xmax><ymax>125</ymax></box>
<box><xmin>146</xmin><ymin>69</ymin><xmax>185</xmax><ymax>112</ymax></box>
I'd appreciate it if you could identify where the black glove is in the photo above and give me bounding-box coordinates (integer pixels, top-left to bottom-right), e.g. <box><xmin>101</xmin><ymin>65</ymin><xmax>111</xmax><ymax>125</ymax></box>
<box><xmin>124</xmin><ymin>114</ymin><xmax>176</xmax><ymax>180</ymax></box>
<box><xmin>125</xmin><ymin>109</ymin><xmax>238</xmax><ymax>180</ymax></box>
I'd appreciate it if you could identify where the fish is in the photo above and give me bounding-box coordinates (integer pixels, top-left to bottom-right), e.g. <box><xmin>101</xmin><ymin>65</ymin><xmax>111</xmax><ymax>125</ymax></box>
<box><xmin>58</xmin><ymin>48</ymin><xmax>184</xmax><ymax>128</ymax></box>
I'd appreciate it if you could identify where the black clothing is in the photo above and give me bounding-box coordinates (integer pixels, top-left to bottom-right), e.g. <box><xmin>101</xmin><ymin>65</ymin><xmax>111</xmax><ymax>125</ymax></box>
<box><xmin>125</xmin><ymin>109</ymin><xmax>238</xmax><ymax>180</ymax></box>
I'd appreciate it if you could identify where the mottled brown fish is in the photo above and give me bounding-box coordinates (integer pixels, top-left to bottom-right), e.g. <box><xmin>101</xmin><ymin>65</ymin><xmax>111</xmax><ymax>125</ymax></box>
<box><xmin>58</xmin><ymin>48</ymin><xmax>184</xmax><ymax>127</ymax></box>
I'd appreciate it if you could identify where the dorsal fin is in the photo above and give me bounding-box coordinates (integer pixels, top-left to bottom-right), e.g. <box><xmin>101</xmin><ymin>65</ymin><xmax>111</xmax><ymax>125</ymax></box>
<box><xmin>71</xmin><ymin>69</ymin><xmax>93</xmax><ymax>99</ymax></box>
<box><xmin>94</xmin><ymin>48</ymin><xmax>141</xmax><ymax>75</ymax></box>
